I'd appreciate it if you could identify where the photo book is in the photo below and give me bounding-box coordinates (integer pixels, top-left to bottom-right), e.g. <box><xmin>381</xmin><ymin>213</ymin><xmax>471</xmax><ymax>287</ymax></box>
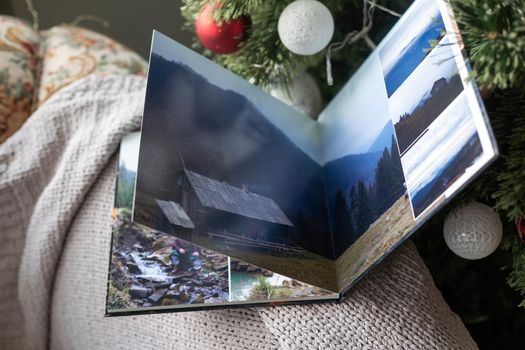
<box><xmin>106</xmin><ymin>0</ymin><xmax>498</xmax><ymax>315</ymax></box>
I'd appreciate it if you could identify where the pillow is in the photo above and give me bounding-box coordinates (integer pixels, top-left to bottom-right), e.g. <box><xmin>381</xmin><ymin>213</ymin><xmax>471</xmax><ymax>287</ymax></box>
<box><xmin>0</xmin><ymin>15</ymin><xmax>147</xmax><ymax>143</ymax></box>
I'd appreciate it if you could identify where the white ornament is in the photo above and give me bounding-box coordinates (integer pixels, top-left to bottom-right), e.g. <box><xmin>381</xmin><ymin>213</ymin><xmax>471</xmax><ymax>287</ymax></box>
<box><xmin>278</xmin><ymin>0</ymin><xmax>335</xmax><ymax>56</ymax></box>
<box><xmin>443</xmin><ymin>201</ymin><xmax>503</xmax><ymax>260</ymax></box>
<box><xmin>269</xmin><ymin>72</ymin><xmax>322</xmax><ymax>119</ymax></box>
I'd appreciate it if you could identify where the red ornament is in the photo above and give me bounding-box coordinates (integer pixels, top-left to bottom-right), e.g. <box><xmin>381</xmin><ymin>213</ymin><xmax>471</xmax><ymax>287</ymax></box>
<box><xmin>517</xmin><ymin>215</ymin><xmax>525</xmax><ymax>242</ymax></box>
<box><xmin>195</xmin><ymin>2</ymin><xmax>249</xmax><ymax>55</ymax></box>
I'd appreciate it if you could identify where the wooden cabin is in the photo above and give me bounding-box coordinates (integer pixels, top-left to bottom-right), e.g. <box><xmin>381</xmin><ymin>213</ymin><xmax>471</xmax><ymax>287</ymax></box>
<box><xmin>156</xmin><ymin>169</ymin><xmax>293</xmax><ymax>243</ymax></box>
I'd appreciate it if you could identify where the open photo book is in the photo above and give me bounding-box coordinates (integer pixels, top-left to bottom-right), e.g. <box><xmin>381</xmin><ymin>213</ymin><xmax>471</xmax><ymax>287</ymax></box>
<box><xmin>106</xmin><ymin>0</ymin><xmax>498</xmax><ymax>315</ymax></box>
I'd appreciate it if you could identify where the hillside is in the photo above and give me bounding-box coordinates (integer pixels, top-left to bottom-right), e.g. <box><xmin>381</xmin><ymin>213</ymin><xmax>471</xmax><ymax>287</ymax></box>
<box><xmin>136</xmin><ymin>53</ymin><xmax>332</xmax><ymax>258</ymax></box>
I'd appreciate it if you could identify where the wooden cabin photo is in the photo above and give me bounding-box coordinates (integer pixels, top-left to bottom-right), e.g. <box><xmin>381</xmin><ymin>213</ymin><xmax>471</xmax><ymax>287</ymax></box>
<box><xmin>155</xmin><ymin>169</ymin><xmax>294</xmax><ymax>249</ymax></box>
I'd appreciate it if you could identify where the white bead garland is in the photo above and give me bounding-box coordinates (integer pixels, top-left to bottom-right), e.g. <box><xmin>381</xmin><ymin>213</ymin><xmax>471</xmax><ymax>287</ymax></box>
<box><xmin>269</xmin><ymin>72</ymin><xmax>322</xmax><ymax>119</ymax></box>
<box><xmin>277</xmin><ymin>0</ymin><xmax>335</xmax><ymax>56</ymax></box>
<box><xmin>443</xmin><ymin>201</ymin><xmax>503</xmax><ymax>260</ymax></box>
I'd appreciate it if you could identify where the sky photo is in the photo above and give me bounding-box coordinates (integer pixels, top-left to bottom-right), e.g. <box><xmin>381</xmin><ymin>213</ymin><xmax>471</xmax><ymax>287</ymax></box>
<box><xmin>387</xmin><ymin>38</ymin><xmax>460</xmax><ymax>124</ymax></box>
<box><xmin>318</xmin><ymin>53</ymin><xmax>391</xmax><ymax>163</ymax></box>
<box><xmin>151</xmin><ymin>31</ymin><xmax>323</xmax><ymax>164</ymax></box>
<box><xmin>379</xmin><ymin>0</ymin><xmax>444</xmax><ymax>97</ymax></box>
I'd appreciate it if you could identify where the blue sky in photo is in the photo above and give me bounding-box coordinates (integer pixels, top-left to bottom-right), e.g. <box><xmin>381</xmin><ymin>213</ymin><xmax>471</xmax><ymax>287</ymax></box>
<box><xmin>318</xmin><ymin>53</ymin><xmax>392</xmax><ymax>163</ymax></box>
<box><xmin>379</xmin><ymin>4</ymin><xmax>444</xmax><ymax>97</ymax></box>
<box><xmin>388</xmin><ymin>37</ymin><xmax>460</xmax><ymax>124</ymax></box>
<box><xmin>151</xmin><ymin>31</ymin><xmax>323</xmax><ymax>164</ymax></box>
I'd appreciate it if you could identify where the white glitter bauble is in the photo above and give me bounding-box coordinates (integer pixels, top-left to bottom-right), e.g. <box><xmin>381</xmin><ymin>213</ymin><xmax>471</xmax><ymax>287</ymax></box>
<box><xmin>269</xmin><ymin>72</ymin><xmax>322</xmax><ymax>119</ymax></box>
<box><xmin>277</xmin><ymin>0</ymin><xmax>335</xmax><ymax>56</ymax></box>
<box><xmin>443</xmin><ymin>201</ymin><xmax>503</xmax><ymax>260</ymax></box>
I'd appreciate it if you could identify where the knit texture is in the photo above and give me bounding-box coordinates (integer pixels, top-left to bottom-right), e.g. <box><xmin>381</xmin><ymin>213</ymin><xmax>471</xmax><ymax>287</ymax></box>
<box><xmin>0</xmin><ymin>74</ymin><xmax>477</xmax><ymax>350</ymax></box>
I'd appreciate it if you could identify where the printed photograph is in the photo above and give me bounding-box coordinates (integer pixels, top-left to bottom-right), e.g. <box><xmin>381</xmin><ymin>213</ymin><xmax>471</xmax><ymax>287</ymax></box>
<box><xmin>230</xmin><ymin>260</ymin><xmax>334</xmax><ymax>302</ymax></box>
<box><xmin>402</xmin><ymin>93</ymin><xmax>484</xmax><ymax>217</ymax></box>
<box><xmin>379</xmin><ymin>0</ymin><xmax>445</xmax><ymax>97</ymax></box>
<box><xmin>107</xmin><ymin>133</ymin><xmax>229</xmax><ymax>312</ymax></box>
<box><xmin>387</xmin><ymin>38</ymin><xmax>464</xmax><ymax>155</ymax></box>
<box><xmin>107</xmin><ymin>133</ymin><xmax>337</xmax><ymax>312</ymax></box>
<box><xmin>133</xmin><ymin>32</ymin><xmax>338</xmax><ymax>292</ymax></box>
<box><xmin>317</xmin><ymin>54</ymin><xmax>414</xmax><ymax>289</ymax></box>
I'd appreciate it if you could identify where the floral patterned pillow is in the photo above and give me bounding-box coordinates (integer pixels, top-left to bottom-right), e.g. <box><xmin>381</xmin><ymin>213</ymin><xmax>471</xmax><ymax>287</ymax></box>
<box><xmin>0</xmin><ymin>16</ymin><xmax>39</xmax><ymax>143</ymax></box>
<box><xmin>0</xmin><ymin>15</ymin><xmax>147</xmax><ymax>143</ymax></box>
<box><xmin>37</xmin><ymin>25</ymin><xmax>147</xmax><ymax>106</ymax></box>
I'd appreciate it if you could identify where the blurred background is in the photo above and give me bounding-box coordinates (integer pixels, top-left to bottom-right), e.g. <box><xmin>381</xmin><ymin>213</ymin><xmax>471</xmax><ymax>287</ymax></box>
<box><xmin>2</xmin><ymin>0</ymin><xmax>192</xmax><ymax>58</ymax></box>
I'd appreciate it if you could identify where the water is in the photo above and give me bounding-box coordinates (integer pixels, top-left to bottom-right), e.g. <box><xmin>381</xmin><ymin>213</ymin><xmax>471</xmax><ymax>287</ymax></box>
<box><xmin>230</xmin><ymin>272</ymin><xmax>291</xmax><ymax>301</ymax></box>
<box><xmin>130</xmin><ymin>251</ymin><xmax>171</xmax><ymax>283</ymax></box>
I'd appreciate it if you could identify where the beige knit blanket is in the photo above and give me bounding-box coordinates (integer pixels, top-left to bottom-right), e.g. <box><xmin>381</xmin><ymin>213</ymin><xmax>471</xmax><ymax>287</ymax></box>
<box><xmin>0</xmin><ymin>75</ymin><xmax>477</xmax><ymax>350</ymax></box>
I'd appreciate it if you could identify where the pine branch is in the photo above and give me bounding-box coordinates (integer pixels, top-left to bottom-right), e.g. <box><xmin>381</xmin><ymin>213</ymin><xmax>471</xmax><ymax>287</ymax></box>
<box><xmin>451</xmin><ymin>0</ymin><xmax>525</xmax><ymax>90</ymax></box>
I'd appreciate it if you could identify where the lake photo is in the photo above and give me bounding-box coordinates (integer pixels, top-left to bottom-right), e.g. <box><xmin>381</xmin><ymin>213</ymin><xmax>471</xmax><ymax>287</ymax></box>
<box><xmin>229</xmin><ymin>260</ymin><xmax>333</xmax><ymax>302</ymax></box>
<box><xmin>401</xmin><ymin>93</ymin><xmax>484</xmax><ymax>218</ymax></box>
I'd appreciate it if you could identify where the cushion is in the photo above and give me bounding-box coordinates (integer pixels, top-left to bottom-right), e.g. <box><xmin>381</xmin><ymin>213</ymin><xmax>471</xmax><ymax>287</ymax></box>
<box><xmin>0</xmin><ymin>15</ymin><xmax>147</xmax><ymax>143</ymax></box>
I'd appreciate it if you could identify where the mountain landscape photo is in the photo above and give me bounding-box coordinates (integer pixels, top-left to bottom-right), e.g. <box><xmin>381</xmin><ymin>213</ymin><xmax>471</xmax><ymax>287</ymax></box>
<box><xmin>323</xmin><ymin>122</ymin><xmax>406</xmax><ymax>257</ymax></box>
<box><xmin>401</xmin><ymin>93</ymin><xmax>485</xmax><ymax>217</ymax></box>
<box><xmin>134</xmin><ymin>50</ymin><xmax>338</xmax><ymax>291</ymax></box>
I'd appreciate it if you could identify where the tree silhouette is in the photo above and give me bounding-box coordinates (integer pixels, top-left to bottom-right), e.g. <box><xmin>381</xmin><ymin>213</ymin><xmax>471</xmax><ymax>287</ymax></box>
<box><xmin>356</xmin><ymin>180</ymin><xmax>374</xmax><ymax>235</ymax></box>
<box><xmin>333</xmin><ymin>190</ymin><xmax>355</xmax><ymax>255</ymax></box>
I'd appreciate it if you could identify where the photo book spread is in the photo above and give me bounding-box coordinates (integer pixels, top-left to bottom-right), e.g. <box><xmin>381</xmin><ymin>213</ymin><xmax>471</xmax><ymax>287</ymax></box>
<box><xmin>106</xmin><ymin>0</ymin><xmax>498</xmax><ymax>315</ymax></box>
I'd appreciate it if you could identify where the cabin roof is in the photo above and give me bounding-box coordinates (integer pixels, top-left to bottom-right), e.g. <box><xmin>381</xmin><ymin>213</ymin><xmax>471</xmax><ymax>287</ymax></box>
<box><xmin>184</xmin><ymin>169</ymin><xmax>293</xmax><ymax>227</ymax></box>
<box><xmin>156</xmin><ymin>199</ymin><xmax>195</xmax><ymax>229</ymax></box>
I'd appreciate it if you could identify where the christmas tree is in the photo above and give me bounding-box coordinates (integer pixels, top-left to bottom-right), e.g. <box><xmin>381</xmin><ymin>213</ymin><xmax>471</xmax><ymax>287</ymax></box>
<box><xmin>179</xmin><ymin>0</ymin><xmax>525</xmax><ymax>343</ymax></box>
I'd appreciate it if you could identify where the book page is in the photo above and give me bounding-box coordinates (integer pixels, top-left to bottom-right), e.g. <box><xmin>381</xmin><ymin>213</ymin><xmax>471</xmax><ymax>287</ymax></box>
<box><xmin>107</xmin><ymin>133</ymin><xmax>337</xmax><ymax>315</ymax></box>
<box><xmin>318</xmin><ymin>0</ymin><xmax>498</xmax><ymax>292</ymax></box>
<box><xmin>132</xmin><ymin>31</ymin><xmax>338</xmax><ymax>292</ymax></box>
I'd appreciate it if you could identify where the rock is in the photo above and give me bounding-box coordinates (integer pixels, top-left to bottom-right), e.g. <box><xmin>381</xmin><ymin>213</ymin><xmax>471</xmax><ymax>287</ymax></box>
<box><xmin>171</xmin><ymin>273</ymin><xmax>189</xmax><ymax>282</ymax></box>
<box><xmin>125</xmin><ymin>261</ymin><xmax>141</xmax><ymax>274</ymax></box>
<box><xmin>148</xmin><ymin>289</ymin><xmax>168</xmax><ymax>304</ymax></box>
<box><xmin>133</xmin><ymin>243</ymin><xmax>144</xmax><ymax>252</ymax></box>
<box><xmin>191</xmin><ymin>295</ymin><xmax>205</xmax><ymax>304</ymax></box>
<box><xmin>154</xmin><ymin>282</ymin><xmax>172</xmax><ymax>290</ymax></box>
<box><xmin>179</xmin><ymin>290</ymin><xmax>190</xmax><ymax>302</ymax></box>
<box><xmin>213</xmin><ymin>262</ymin><xmax>228</xmax><ymax>270</ymax></box>
<box><xmin>205</xmin><ymin>296</ymin><xmax>226</xmax><ymax>304</ymax></box>
<box><xmin>290</xmin><ymin>279</ymin><xmax>302</xmax><ymax>287</ymax></box>
<box><xmin>262</xmin><ymin>269</ymin><xmax>273</xmax><ymax>277</ymax></box>
<box><xmin>129</xmin><ymin>285</ymin><xmax>150</xmax><ymax>299</ymax></box>
<box><xmin>246</xmin><ymin>265</ymin><xmax>258</xmax><ymax>272</ymax></box>
<box><xmin>282</xmin><ymin>280</ymin><xmax>292</xmax><ymax>287</ymax></box>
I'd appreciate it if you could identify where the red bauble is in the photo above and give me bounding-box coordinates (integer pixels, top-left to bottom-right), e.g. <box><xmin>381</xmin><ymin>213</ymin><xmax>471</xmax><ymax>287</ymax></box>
<box><xmin>517</xmin><ymin>215</ymin><xmax>525</xmax><ymax>242</ymax></box>
<box><xmin>195</xmin><ymin>2</ymin><xmax>249</xmax><ymax>55</ymax></box>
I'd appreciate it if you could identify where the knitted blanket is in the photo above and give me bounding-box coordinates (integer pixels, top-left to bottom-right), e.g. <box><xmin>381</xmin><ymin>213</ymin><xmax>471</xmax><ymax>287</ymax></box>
<box><xmin>0</xmin><ymin>75</ymin><xmax>477</xmax><ymax>350</ymax></box>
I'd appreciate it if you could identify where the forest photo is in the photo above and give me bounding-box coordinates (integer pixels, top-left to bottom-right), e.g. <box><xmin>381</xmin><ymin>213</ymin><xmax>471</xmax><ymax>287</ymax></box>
<box><xmin>317</xmin><ymin>52</ymin><xmax>415</xmax><ymax>289</ymax></box>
